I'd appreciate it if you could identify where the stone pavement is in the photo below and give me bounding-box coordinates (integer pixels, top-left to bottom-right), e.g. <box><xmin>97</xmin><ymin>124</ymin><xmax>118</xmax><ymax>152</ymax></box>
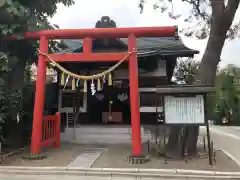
<box><xmin>67</xmin><ymin>148</ymin><xmax>106</xmax><ymax>168</ymax></box>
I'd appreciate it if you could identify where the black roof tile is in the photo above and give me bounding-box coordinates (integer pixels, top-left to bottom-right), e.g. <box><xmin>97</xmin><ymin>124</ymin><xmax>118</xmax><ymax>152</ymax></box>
<box><xmin>61</xmin><ymin>36</ymin><xmax>198</xmax><ymax>57</ymax></box>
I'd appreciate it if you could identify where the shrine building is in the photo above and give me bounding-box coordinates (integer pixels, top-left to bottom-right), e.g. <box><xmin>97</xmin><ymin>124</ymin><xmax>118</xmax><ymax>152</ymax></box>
<box><xmin>13</xmin><ymin>15</ymin><xmax>199</xmax><ymax>156</ymax></box>
<box><xmin>57</xmin><ymin>16</ymin><xmax>198</xmax><ymax>128</ymax></box>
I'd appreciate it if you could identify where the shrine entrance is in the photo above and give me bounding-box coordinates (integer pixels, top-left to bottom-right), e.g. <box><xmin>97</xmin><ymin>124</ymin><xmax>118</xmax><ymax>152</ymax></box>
<box><xmin>59</xmin><ymin>86</ymin><xmax>131</xmax><ymax>126</ymax></box>
<box><xmin>86</xmin><ymin>86</ymin><xmax>131</xmax><ymax>125</ymax></box>
<box><xmin>14</xmin><ymin>26</ymin><xmax>177</xmax><ymax>156</ymax></box>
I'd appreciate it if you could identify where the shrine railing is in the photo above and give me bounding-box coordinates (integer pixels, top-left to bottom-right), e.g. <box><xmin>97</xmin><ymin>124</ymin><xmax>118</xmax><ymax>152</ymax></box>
<box><xmin>41</xmin><ymin>112</ymin><xmax>60</xmax><ymax>148</ymax></box>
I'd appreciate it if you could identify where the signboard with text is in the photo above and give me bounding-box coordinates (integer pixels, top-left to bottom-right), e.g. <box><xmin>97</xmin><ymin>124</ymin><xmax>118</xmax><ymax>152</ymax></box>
<box><xmin>164</xmin><ymin>95</ymin><xmax>205</xmax><ymax>124</ymax></box>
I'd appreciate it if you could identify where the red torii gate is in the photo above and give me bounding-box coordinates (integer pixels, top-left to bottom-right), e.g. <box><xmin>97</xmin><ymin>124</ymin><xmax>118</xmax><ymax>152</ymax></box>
<box><xmin>19</xmin><ymin>26</ymin><xmax>177</xmax><ymax>156</ymax></box>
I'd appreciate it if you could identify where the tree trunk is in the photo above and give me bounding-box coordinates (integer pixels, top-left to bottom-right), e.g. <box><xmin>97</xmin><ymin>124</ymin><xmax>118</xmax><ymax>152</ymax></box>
<box><xmin>186</xmin><ymin>0</ymin><xmax>240</xmax><ymax>154</ymax></box>
<box><xmin>166</xmin><ymin>0</ymin><xmax>240</xmax><ymax>157</ymax></box>
<box><xmin>165</xmin><ymin>126</ymin><xmax>182</xmax><ymax>158</ymax></box>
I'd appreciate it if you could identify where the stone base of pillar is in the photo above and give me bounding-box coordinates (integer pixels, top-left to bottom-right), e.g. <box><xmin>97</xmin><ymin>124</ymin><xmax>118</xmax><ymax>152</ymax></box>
<box><xmin>126</xmin><ymin>154</ymin><xmax>150</xmax><ymax>164</ymax></box>
<box><xmin>22</xmin><ymin>152</ymin><xmax>47</xmax><ymax>160</ymax></box>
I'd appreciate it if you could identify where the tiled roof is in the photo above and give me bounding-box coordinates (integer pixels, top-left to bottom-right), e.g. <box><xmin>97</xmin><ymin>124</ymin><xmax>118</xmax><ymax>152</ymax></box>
<box><xmin>62</xmin><ymin>36</ymin><xmax>198</xmax><ymax>57</ymax></box>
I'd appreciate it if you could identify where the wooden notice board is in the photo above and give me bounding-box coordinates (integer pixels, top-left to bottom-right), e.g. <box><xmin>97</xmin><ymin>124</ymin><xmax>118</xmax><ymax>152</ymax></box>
<box><xmin>164</xmin><ymin>95</ymin><xmax>204</xmax><ymax>124</ymax></box>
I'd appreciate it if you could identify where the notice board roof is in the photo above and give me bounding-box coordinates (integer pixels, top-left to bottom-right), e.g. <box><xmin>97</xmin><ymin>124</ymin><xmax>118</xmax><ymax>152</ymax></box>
<box><xmin>156</xmin><ymin>85</ymin><xmax>215</xmax><ymax>94</ymax></box>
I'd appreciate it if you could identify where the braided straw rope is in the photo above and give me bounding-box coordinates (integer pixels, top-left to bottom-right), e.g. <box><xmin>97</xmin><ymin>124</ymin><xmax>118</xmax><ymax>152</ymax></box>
<box><xmin>38</xmin><ymin>49</ymin><xmax>136</xmax><ymax>80</ymax></box>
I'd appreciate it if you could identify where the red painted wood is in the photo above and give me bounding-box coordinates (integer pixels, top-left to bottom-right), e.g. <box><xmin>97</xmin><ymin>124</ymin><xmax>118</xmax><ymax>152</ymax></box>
<box><xmin>43</xmin><ymin>115</ymin><xmax>57</xmax><ymax>121</ymax></box>
<box><xmin>49</xmin><ymin>120</ymin><xmax>51</xmax><ymax>140</ymax></box>
<box><xmin>47</xmin><ymin>53</ymin><xmax>129</xmax><ymax>62</ymax></box>
<box><xmin>31</xmin><ymin>36</ymin><xmax>48</xmax><ymax>154</ymax></box>
<box><xmin>27</xmin><ymin>26</ymin><xmax>178</xmax><ymax>155</ymax></box>
<box><xmin>128</xmin><ymin>34</ymin><xmax>142</xmax><ymax>156</ymax></box>
<box><xmin>39</xmin><ymin>112</ymin><xmax>60</xmax><ymax>148</ymax></box>
<box><xmin>83</xmin><ymin>37</ymin><xmax>92</xmax><ymax>54</ymax></box>
<box><xmin>43</xmin><ymin>119</ymin><xmax>48</xmax><ymax>140</ymax></box>
<box><xmin>12</xmin><ymin>26</ymin><xmax>177</xmax><ymax>39</ymax></box>
<box><xmin>41</xmin><ymin>138</ymin><xmax>56</xmax><ymax>147</ymax></box>
<box><xmin>55</xmin><ymin>112</ymin><xmax>61</xmax><ymax>148</ymax></box>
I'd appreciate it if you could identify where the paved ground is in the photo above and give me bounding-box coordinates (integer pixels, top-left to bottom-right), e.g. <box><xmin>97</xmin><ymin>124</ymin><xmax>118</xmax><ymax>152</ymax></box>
<box><xmin>91</xmin><ymin>143</ymin><xmax>239</xmax><ymax>171</ymax></box>
<box><xmin>0</xmin><ymin>174</ymin><xmax>135</xmax><ymax>180</ymax></box>
<box><xmin>0</xmin><ymin>175</ymin><xmax>135</xmax><ymax>180</ymax></box>
<box><xmin>67</xmin><ymin>148</ymin><xmax>107</xmax><ymax>167</ymax></box>
<box><xmin>1</xmin><ymin>143</ymin><xmax>87</xmax><ymax>166</ymax></box>
<box><xmin>1</xmin><ymin>125</ymin><xmax>239</xmax><ymax>171</ymax></box>
<box><xmin>0</xmin><ymin>125</ymin><xmax>240</xmax><ymax>180</ymax></box>
<box><xmin>3</xmin><ymin>140</ymin><xmax>238</xmax><ymax>171</ymax></box>
<box><xmin>207</xmin><ymin>125</ymin><xmax>240</xmax><ymax>166</ymax></box>
<box><xmin>0</xmin><ymin>174</ymin><xmax>217</xmax><ymax>180</ymax></box>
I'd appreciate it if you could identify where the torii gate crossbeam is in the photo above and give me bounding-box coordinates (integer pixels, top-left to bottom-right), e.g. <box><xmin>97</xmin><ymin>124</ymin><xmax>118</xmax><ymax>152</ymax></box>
<box><xmin>14</xmin><ymin>26</ymin><xmax>177</xmax><ymax>156</ymax></box>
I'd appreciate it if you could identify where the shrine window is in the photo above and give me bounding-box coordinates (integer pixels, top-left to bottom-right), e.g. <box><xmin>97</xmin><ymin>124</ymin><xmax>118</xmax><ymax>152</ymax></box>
<box><xmin>140</xmin><ymin>93</ymin><xmax>158</xmax><ymax>106</ymax></box>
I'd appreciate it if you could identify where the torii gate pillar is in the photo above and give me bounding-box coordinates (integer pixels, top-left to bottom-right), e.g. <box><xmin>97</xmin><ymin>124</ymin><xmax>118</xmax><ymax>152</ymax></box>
<box><xmin>31</xmin><ymin>36</ymin><xmax>48</xmax><ymax>154</ymax></box>
<box><xmin>15</xmin><ymin>26</ymin><xmax>177</xmax><ymax>156</ymax></box>
<box><xmin>128</xmin><ymin>34</ymin><xmax>142</xmax><ymax>155</ymax></box>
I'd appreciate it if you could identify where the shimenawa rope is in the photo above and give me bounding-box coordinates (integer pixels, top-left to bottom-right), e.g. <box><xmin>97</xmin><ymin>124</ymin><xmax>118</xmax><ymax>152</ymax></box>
<box><xmin>38</xmin><ymin>49</ymin><xmax>136</xmax><ymax>80</ymax></box>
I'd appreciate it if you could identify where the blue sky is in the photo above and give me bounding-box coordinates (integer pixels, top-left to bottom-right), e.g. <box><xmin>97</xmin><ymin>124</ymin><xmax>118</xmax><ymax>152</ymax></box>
<box><xmin>49</xmin><ymin>0</ymin><xmax>240</xmax><ymax>68</ymax></box>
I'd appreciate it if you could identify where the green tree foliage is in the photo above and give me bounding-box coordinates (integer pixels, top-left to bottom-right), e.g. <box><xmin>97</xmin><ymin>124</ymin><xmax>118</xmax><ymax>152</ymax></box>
<box><xmin>174</xmin><ymin>61</ymin><xmax>240</xmax><ymax>125</ymax></box>
<box><xmin>0</xmin><ymin>0</ymin><xmax>74</xmax><ymax>147</ymax></box>
<box><xmin>215</xmin><ymin>66</ymin><xmax>240</xmax><ymax>125</ymax></box>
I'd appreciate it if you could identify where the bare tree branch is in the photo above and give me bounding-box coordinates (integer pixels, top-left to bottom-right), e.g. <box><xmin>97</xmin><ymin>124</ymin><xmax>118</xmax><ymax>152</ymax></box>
<box><xmin>183</xmin><ymin>0</ymin><xmax>209</xmax><ymax>20</ymax></box>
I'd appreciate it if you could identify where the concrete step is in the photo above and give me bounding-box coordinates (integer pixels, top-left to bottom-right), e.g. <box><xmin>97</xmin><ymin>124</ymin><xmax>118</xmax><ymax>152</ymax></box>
<box><xmin>60</xmin><ymin>125</ymin><xmax>208</xmax><ymax>144</ymax></box>
<box><xmin>63</xmin><ymin>125</ymin><xmax>171</xmax><ymax>135</ymax></box>
<box><xmin>60</xmin><ymin>125</ymin><xmax>207</xmax><ymax>144</ymax></box>
<box><xmin>60</xmin><ymin>132</ymin><xmax>153</xmax><ymax>144</ymax></box>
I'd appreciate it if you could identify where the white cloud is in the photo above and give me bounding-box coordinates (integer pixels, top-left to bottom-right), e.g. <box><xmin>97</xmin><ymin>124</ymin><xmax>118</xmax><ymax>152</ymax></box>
<box><xmin>50</xmin><ymin>0</ymin><xmax>240</xmax><ymax>68</ymax></box>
